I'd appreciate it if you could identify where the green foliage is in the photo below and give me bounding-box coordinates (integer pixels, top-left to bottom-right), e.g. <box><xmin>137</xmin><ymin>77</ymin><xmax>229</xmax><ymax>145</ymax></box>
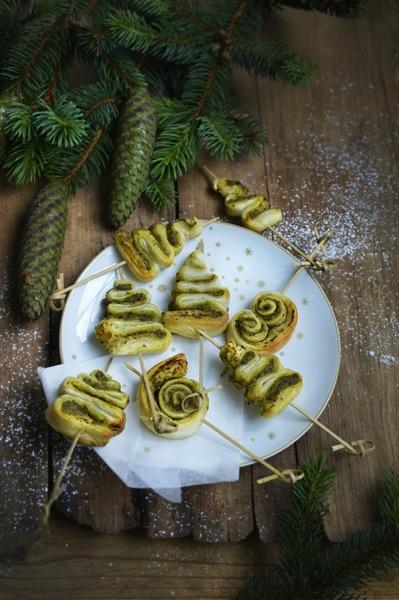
<box><xmin>238</xmin><ymin>457</ymin><xmax>399</xmax><ymax>600</ymax></box>
<box><xmin>0</xmin><ymin>0</ymin><xmax>366</xmax><ymax>208</ymax></box>
<box><xmin>33</xmin><ymin>97</ymin><xmax>87</xmax><ymax>148</ymax></box>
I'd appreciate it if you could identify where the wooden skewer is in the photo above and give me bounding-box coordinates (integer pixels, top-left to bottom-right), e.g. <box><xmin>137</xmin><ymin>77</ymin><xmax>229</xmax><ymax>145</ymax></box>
<box><xmin>42</xmin><ymin>429</ymin><xmax>81</xmax><ymax>527</ymax></box>
<box><xmin>196</xmin><ymin>329</ymin><xmax>222</xmax><ymax>349</ymax></box>
<box><xmin>138</xmin><ymin>354</ymin><xmax>160</xmax><ymax>429</ymax></box>
<box><xmin>289</xmin><ymin>401</ymin><xmax>370</xmax><ymax>456</ymax></box>
<box><xmin>49</xmin><ymin>218</ymin><xmax>219</xmax><ymax>305</ymax></box>
<box><xmin>280</xmin><ymin>234</ymin><xmax>331</xmax><ymax>294</ymax></box>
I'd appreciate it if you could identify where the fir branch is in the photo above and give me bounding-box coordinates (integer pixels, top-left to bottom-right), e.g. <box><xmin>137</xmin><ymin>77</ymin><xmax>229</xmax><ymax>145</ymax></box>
<box><xmin>151</xmin><ymin>122</ymin><xmax>197</xmax><ymax>180</ymax></box>
<box><xmin>198</xmin><ymin>113</ymin><xmax>242</xmax><ymax>160</ymax></box>
<box><xmin>3</xmin><ymin>138</ymin><xmax>49</xmax><ymax>185</ymax></box>
<box><xmin>98</xmin><ymin>51</ymin><xmax>146</xmax><ymax>93</ymax></box>
<box><xmin>168</xmin><ymin>1</ymin><xmax>218</xmax><ymax>33</ymax></box>
<box><xmin>230</xmin><ymin>111</ymin><xmax>268</xmax><ymax>155</ymax></box>
<box><xmin>33</xmin><ymin>97</ymin><xmax>88</xmax><ymax>148</ymax></box>
<box><xmin>144</xmin><ymin>173</ymin><xmax>176</xmax><ymax>208</ymax></box>
<box><xmin>4</xmin><ymin>102</ymin><xmax>34</xmax><ymax>142</ymax></box>
<box><xmin>380</xmin><ymin>470</ymin><xmax>399</xmax><ymax>526</ymax></box>
<box><xmin>71</xmin><ymin>82</ymin><xmax>119</xmax><ymax>127</ymax></box>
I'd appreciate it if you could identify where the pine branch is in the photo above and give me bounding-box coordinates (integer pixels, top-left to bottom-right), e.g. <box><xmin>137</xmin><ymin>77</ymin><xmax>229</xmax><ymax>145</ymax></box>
<box><xmin>230</xmin><ymin>111</ymin><xmax>268</xmax><ymax>155</ymax></box>
<box><xmin>33</xmin><ymin>97</ymin><xmax>88</xmax><ymax>148</ymax></box>
<box><xmin>144</xmin><ymin>173</ymin><xmax>176</xmax><ymax>208</ymax></box>
<box><xmin>151</xmin><ymin>122</ymin><xmax>197</xmax><ymax>180</ymax></box>
<box><xmin>4</xmin><ymin>102</ymin><xmax>34</xmax><ymax>142</ymax></box>
<box><xmin>3</xmin><ymin>138</ymin><xmax>50</xmax><ymax>185</ymax></box>
<box><xmin>198</xmin><ymin>113</ymin><xmax>243</xmax><ymax>160</ymax></box>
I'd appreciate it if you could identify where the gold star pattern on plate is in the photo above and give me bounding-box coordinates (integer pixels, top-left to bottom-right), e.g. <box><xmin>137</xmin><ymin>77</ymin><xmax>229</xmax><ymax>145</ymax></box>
<box><xmin>234</xmin><ymin>277</ymin><xmax>240</xmax><ymax>282</ymax></box>
<box><xmin>239</xmin><ymin>294</ymin><xmax>245</xmax><ymax>301</ymax></box>
<box><xmin>215</xmin><ymin>242</ymin><xmax>221</xmax><ymax>247</ymax></box>
<box><xmin>267</xmin><ymin>432</ymin><xmax>276</xmax><ymax>440</ymax></box>
<box><xmin>250</xmin><ymin>437</ymin><xmax>256</xmax><ymax>442</ymax></box>
<box><xmin>244</xmin><ymin>247</ymin><xmax>253</xmax><ymax>256</ymax></box>
<box><xmin>225</xmin><ymin>256</ymin><xmax>231</xmax><ymax>261</ymax></box>
<box><xmin>296</xmin><ymin>332</ymin><xmax>304</xmax><ymax>340</ymax></box>
<box><xmin>257</xmin><ymin>280</ymin><xmax>265</xmax><ymax>288</ymax></box>
<box><xmin>143</xmin><ymin>447</ymin><xmax>151</xmax><ymax>453</ymax></box>
<box><xmin>237</xmin><ymin>265</ymin><xmax>244</xmax><ymax>272</ymax></box>
<box><xmin>279</xmin><ymin>351</ymin><xmax>285</xmax><ymax>357</ymax></box>
<box><xmin>302</xmin><ymin>297</ymin><xmax>309</xmax><ymax>305</ymax></box>
<box><xmin>157</xmin><ymin>284</ymin><xmax>167</xmax><ymax>293</ymax></box>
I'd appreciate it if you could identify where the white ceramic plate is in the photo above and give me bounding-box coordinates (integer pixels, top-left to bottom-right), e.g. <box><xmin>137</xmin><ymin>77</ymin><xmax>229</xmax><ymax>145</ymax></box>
<box><xmin>60</xmin><ymin>222</ymin><xmax>340</xmax><ymax>465</ymax></box>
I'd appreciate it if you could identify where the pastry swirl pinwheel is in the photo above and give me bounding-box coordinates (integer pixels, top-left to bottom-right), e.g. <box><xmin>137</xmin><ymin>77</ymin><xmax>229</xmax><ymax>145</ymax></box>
<box><xmin>163</xmin><ymin>241</ymin><xmax>230</xmax><ymax>338</ymax></box>
<box><xmin>137</xmin><ymin>353</ymin><xmax>208</xmax><ymax>439</ymax></box>
<box><xmin>115</xmin><ymin>217</ymin><xmax>203</xmax><ymax>282</ymax></box>
<box><xmin>220</xmin><ymin>340</ymin><xmax>302</xmax><ymax>417</ymax></box>
<box><xmin>45</xmin><ymin>370</ymin><xmax>129</xmax><ymax>446</ymax></box>
<box><xmin>227</xmin><ymin>291</ymin><xmax>298</xmax><ymax>354</ymax></box>
<box><xmin>208</xmin><ymin>174</ymin><xmax>282</xmax><ymax>233</ymax></box>
<box><xmin>95</xmin><ymin>279</ymin><xmax>172</xmax><ymax>355</ymax></box>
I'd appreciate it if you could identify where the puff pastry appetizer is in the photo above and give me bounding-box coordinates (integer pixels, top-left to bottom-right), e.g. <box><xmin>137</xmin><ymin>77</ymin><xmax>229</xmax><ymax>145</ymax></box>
<box><xmin>137</xmin><ymin>353</ymin><xmax>208</xmax><ymax>439</ymax></box>
<box><xmin>45</xmin><ymin>369</ymin><xmax>129</xmax><ymax>446</ymax></box>
<box><xmin>163</xmin><ymin>241</ymin><xmax>230</xmax><ymax>338</ymax></box>
<box><xmin>207</xmin><ymin>172</ymin><xmax>282</xmax><ymax>233</ymax></box>
<box><xmin>95</xmin><ymin>279</ymin><xmax>172</xmax><ymax>355</ymax></box>
<box><xmin>115</xmin><ymin>217</ymin><xmax>203</xmax><ymax>282</ymax></box>
<box><xmin>220</xmin><ymin>339</ymin><xmax>302</xmax><ymax>417</ymax></box>
<box><xmin>227</xmin><ymin>291</ymin><xmax>298</xmax><ymax>354</ymax></box>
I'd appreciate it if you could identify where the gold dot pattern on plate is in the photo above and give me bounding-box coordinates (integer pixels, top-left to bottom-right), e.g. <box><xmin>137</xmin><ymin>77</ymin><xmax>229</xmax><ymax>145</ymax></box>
<box><xmin>250</xmin><ymin>437</ymin><xmax>256</xmax><ymax>442</ymax></box>
<box><xmin>296</xmin><ymin>332</ymin><xmax>304</xmax><ymax>340</ymax></box>
<box><xmin>234</xmin><ymin>277</ymin><xmax>240</xmax><ymax>282</ymax></box>
<box><xmin>267</xmin><ymin>432</ymin><xmax>276</xmax><ymax>439</ymax></box>
<box><xmin>279</xmin><ymin>351</ymin><xmax>285</xmax><ymax>357</ymax></box>
<box><xmin>225</xmin><ymin>256</ymin><xmax>230</xmax><ymax>261</ymax></box>
<box><xmin>143</xmin><ymin>447</ymin><xmax>151</xmax><ymax>453</ymax></box>
<box><xmin>237</xmin><ymin>265</ymin><xmax>244</xmax><ymax>272</ymax></box>
<box><xmin>302</xmin><ymin>298</ymin><xmax>309</xmax><ymax>305</ymax></box>
<box><xmin>215</xmin><ymin>242</ymin><xmax>221</xmax><ymax>247</ymax></box>
<box><xmin>157</xmin><ymin>284</ymin><xmax>167</xmax><ymax>293</ymax></box>
<box><xmin>257</xmin><ymin>280</ymin><xmax>265</xmax><ymax>288</ymax></box>
<box><xmin>239</xmin><ymin>294</ymin><xmax>245</xmax><ymax>301</ymax></box>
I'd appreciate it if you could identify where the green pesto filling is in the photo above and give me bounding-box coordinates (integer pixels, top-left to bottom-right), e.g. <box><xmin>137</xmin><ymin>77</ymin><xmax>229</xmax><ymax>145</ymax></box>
<box><xmin>266</xmin><ymin>374</ymin><xmax>300</xmax><ymax>403</ymax></box>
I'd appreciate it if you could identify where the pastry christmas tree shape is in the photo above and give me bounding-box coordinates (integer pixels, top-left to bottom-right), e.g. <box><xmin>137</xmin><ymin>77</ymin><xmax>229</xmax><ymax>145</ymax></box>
<box><xmin>114</xmin><ymin>217</ymin><xmax>203</xmax><ymax>282</ymax></box>
<box><xmin>137</xmin><ymin>353</ymin><xmax>209</xmax><ymax>440</ymax></box>
<box><xmin>220</xmin><ymin>339</ymin><xmax>303</xmax><ymax>418</ymax></box>
<box><xmin>163</xmin><ymin>241</ymin><xmax>230</xmax><ymax>338</ymax></box>
<box><xmin>227</xmin><ymin>291</ymin><xmax>298</xmax><ymax>354</ymax></box>
<box><xmin>45</xmin><ymin>369</ymin><xmax>129</xmax><ymax>447</ymax></box>
<box><xmin>95</xmin><ymin>279</ymin><xmax>172</xmax><ymax>355</ymax></box>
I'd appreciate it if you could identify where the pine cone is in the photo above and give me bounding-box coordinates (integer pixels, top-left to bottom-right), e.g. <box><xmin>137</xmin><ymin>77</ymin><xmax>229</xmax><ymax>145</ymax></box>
<box><xmin>108</xmin><ymin>84</ymin><xmax>156</xmax><ymax>228</ymax></box>
<box><xmin>18</xmin><ymin>182</ymin><xmax>69</xmax><ymax>320</ymax></box>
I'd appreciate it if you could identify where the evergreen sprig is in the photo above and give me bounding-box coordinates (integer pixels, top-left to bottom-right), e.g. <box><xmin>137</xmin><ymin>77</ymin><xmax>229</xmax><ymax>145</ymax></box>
<box><xmin>238</xmin><ymin>459</ymin><xmax>399</xmax><ymax>600</ymax></box>
<box><xmin>0</xmin><ymin>0</ymin><xmax>366</xmax><ymax>208</ymax></box>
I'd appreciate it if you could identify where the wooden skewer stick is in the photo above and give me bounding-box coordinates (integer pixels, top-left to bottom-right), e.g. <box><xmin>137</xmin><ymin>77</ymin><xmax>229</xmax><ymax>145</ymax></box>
<box><xmin>331</xmin><ymin>439</ymin><xmax>375</xmax><ymax>456</ymax></box>
<box><xmin>138</xmin><ymin>354</ymin><xmax>160</xmax><ymax>429</ymax></box>
<box><xmin>42</xmin><ymin>429</ymin><xmax>81</xmax><ymax>527</ymax></box>
<box><xmin>280</xmin><ymin>234</ymin><xmax>331</xmax><ymax>294</ymax></box>
<box><xmin>200</xmin><ymin>418</ymin><xmax>301</xmax><ymax>484</ymax></box>
<box><xmin>289</xmin><ymin>401</ymin><xmax>374</xmax><ymax>457</ymax></box>
<box><xmin>196</xmin><ymin>329</ymin><xmax>222</xmax><ymax>349</ymax></box>
<box><xmin>49</xmin><ymin>218</ymin><xmax>219</xmax><ymax>306</ymax></box>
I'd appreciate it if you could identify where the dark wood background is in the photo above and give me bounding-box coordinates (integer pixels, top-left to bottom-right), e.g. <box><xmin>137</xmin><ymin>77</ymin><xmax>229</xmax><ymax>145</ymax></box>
<box><xmin>1</xmin><ymin>1</ymin><xmax>398</xmax><ymax>598</ymax></box>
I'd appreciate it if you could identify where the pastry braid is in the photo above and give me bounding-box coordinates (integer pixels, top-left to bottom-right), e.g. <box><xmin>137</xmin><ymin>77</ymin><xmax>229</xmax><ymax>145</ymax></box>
<box><xmin>163</xmin><ymin>241</ymin><xmax>230</xmax><ymax>338</ymax></box>
<box><xmin>137</xmin><ymin>353</ymin><xmax>208</xmax><ymax>439</ymax></box>
<box><xmin>115</xmin><ymin>217</ymin><xmax>203</xmax><ymax>281</ymax></box>
<box><xmin>45</xmin><ymin>370</ymin><xmax>129</xmax><ymax>446</ymax></box>
<box><xmin>227</xmin><ymin>291</ymin><xmax>298</xmax><ymax>354</ymax></box>
<box><xmin>209</xmin><ymin>175</ymin><xmax>282</xmax><ymax>233</ymax></box>
<box><xmin>95</xmin><ymin>279</ymin><xmax>172</xmax><ymax>355</ymax></box>
<box><xmin>220</xmin><ymin>340</ymin><xmax>302</xmax><ymax>418</ymax></box>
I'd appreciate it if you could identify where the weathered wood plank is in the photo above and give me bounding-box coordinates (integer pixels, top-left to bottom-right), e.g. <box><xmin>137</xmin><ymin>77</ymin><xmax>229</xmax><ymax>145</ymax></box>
<box><xmin>0</xmin><ymin>180</ymin><xmax>49</xmax><ymax>545</ymax></box>
<box><xmin>256</xmin><ymin>0</ymin><xmax>399</xmax><ymax>541</ymax></box>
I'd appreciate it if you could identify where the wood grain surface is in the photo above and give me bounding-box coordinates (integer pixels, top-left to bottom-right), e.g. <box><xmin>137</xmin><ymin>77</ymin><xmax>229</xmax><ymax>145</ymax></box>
<box><xmin>1</xmin><ymin>1</ymin><xmax>398</xmax><ymax>598</ymax></box>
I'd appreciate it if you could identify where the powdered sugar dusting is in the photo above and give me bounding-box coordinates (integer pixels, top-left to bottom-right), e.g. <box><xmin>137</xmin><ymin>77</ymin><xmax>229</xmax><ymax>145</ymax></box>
<box><xmin>0</xmin><ymin>273</ymin><xmax>49</xmax><ymax>534</ymax></box>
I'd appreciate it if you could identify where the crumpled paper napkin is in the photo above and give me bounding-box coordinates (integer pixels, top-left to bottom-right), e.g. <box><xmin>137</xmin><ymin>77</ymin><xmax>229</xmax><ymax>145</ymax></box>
<box><xmin>38</xmin><ymin>351</ymin><xmax>244</xmax><ymax>502</ymax></box>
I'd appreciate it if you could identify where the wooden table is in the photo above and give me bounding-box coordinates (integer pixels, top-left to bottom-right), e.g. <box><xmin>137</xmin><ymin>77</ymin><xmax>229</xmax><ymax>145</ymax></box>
<box><xmin>1</xmin><ymin>2</ymin><xmax>398</xmax><ymax>598</ymax></box>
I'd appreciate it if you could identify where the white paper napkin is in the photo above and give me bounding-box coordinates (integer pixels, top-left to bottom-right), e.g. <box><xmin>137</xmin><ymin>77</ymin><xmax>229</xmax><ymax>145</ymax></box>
<box><xmin>38</xmin><ymin>353</ymin><xmax>244</xmax><ymax>502</ymax></box>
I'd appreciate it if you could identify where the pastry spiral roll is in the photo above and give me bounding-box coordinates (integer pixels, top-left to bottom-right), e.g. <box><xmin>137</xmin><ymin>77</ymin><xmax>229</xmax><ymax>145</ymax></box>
<box><xmin>115</xmin><ymin>218</ymin><xmax>202</xmax><ymax>282</ymax></box>
<box><xmin>95</xmin><ymin>279</ymin><xmax>172</xmax><ymax>355</ymax></box>
<box><xmin>137</xmin><ymin>353</ymin><xmax>208</xmax><ymax>439</ymax></box>
<box><xmin>45</xmin><ymin>370</ymin><xmax>129</xmax><ymax>446</ymax></box>
<box><xmin>220</xmin><ymin>339</ymin><xmax>302</xmax><ymax>418</ymax></box>
<box><xmin>227</xmin><ymin>291</ymin><xmax>298</xmax><ymax>354</ymax></box>
<box><xmin>163</xmin><ymin>241</ymin><xmax>230</xmax><ymax>338</ymax></box>
<box><xmin>210</xmin><ymin>176</ymin><xmax>282</xmax><ymax>233</ymax></box>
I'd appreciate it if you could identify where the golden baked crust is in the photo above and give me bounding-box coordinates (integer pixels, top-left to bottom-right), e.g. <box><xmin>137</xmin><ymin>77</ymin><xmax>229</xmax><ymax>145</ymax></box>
<box><xmin>163</xmin><ymin>242</ymin><xmax>230</xmax><ymax>338</ymax></box>
<box><xmin>115</xmin><ymin>218</ymin><xmax>202</xmax><ymax>281</ymax></box>
<box><xmin>45</xmin><ymin>370</ymin><xmax>129</xmax><ymax>446</ymax></box>
<box><xmin>137</xmin><ymin>353</ymin><xmax>208</xmax><ymax>439</ymax></box>
<box><xmin>95</xmin><ymin>279</ymin><xmax>172</xmax><ymax>355</ymax></box>
<box><xmin>227</xmin><ymin>291</ymin><xmax>298</xmax><ymax>354</ymax></box>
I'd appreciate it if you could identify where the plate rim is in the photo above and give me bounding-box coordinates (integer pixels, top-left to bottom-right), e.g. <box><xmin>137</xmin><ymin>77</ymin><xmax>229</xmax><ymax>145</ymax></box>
<box><xmin>59</xmin><ymin>221</ymin><xmax>341</xmax><ymax>467</ymax></box>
